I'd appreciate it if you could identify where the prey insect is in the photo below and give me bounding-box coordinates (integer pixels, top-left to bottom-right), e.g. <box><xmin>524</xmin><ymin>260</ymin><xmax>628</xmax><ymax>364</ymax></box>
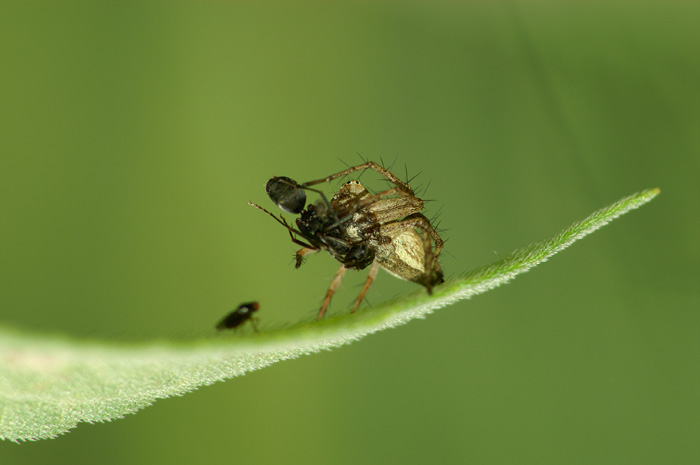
<box><xmin>216</xmin><ymin>302</ymin><xmax>260</xmax><ymax>331</ymax></box>
<box><xmin>250</xmin><ymin>161</ymin><xmax>444</xmax><ymax>319</ymax></box>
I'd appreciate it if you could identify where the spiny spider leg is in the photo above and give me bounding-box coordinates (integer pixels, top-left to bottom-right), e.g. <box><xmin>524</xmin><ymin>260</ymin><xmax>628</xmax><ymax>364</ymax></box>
<box><xmin>409</xmin><ymin>213</ymin><xmax>444</xmax><ymax>291</ymax></box>
<box><xmin>331</xmin><ymin>186</ymin><xmax>420</xmax><ymax>229</ymax></box>
<box><xmin>279</xmin><ymin>162</ymin><xmax>419</xmax><ymax>233</ymax></box>
<box><xmin>351</xmin><ymin>259</ymin><xmax>380</xmax><ymax>313</ymax></box>
<box><xmin>302</xmin><ymin>161</ymin><xmax>414</xmax><ymax>195</ymax></box>
<box><xmin>379</xmin><ymin>213</ymin><xmax>444</xmax><ymax>292</ymax></box>
<box><xmin>318</xmin><ymin>265</ymin><xmax>347</xmax><ymax>320</ymax></box>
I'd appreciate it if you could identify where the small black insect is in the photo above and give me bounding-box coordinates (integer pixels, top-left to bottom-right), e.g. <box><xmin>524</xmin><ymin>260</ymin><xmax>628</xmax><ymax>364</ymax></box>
<box><xmin>216</xmin><ymin>302</ymin><xmax>260</xmax><ymax>331</ymax></box>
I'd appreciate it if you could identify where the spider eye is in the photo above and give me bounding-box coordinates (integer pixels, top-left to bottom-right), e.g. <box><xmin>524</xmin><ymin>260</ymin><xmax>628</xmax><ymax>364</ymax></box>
<box><xmin>266</xmin><ymin>176</ymin><xmax>307</xmax><ymax>214</ymax></box>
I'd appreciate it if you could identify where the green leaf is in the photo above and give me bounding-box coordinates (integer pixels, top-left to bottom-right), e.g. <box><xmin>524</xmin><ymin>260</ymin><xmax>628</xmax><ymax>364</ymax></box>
<box><xmin>0</xmin><ymin>189</ymin><xmax>659</xmax><ymax>442</ymax></box>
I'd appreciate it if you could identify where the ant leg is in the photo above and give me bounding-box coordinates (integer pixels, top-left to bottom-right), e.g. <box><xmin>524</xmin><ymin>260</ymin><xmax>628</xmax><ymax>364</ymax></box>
<box><xmin>249</xmin><ymin>201</ymin><xmax>308</xmax><ymax>238</ymax></box>
<box><xmin>318</xmin><ymin>265</ymin><xmax>347</xmax><ymax>319</ymax></box>
<box><xmin>289</xmin><ymin>236</ymin><xmax>316</xmax><ymax>250</ymax></box>
<box><xmin>251</xmin><ymin>318</ymin><xmax>259</xmax><ymax>332</ymax></box>
<box><xmin>351</xmin><ymin>259</ymin><xmax>380</xmax><ymax>313</ymax></box>
<box><xmin>250</xmin><ymin>201</ymin><xmax>322</xmax><ymax>260</ymax></box>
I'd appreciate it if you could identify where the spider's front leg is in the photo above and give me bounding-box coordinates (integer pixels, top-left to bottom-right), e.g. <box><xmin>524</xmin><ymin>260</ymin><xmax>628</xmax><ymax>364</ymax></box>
<box><xmin>302</xmin><ymin>161</ymin><xmax>415</xmax><ymax>196</ymax></box>
<box><xmin>328</xmin><ymin>182</ymin><xmax>424</xmax><ymax>234</ymax></box>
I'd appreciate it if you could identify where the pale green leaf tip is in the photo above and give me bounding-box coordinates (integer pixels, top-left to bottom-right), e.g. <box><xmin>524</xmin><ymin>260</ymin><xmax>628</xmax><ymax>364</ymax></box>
<box><xmin>0</xmin><ymin>189</ymin><xmax>659</xmax><ymax>442</ymax></box>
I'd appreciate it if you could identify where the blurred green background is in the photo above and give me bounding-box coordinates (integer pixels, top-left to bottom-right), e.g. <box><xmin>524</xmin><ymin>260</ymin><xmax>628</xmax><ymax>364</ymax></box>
<box><xmin>1</xmin><ymin>0</ymin><xmax>698</xmax><ymax>463</ymax></box>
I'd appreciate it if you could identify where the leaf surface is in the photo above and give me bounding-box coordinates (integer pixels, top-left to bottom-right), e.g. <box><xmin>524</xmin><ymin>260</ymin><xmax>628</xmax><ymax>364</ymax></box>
<box><xmin>0</xmin><ymin>189</ymin><xmax>659</xmax><ymax>442</ymax></box>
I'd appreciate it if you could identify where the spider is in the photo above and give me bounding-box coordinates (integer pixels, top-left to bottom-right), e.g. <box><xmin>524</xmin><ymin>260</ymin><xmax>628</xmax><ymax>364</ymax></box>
<box><xmin>249</xmin><ymin>161</ymin><xmax>444</xmax><ymax>319</ymax></box>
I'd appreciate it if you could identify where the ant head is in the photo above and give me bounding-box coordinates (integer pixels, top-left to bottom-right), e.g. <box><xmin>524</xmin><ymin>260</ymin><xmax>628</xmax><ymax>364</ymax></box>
<box><xmin>266</xmin><ymin>176</ymin><xmax>307</xmax><ymax>214</ymax></box>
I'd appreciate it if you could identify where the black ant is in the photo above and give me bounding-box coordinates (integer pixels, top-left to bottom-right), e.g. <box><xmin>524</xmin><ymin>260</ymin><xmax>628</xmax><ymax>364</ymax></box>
<box><xmin>258</xmin><ymin>176</ymin><xmax>374</xmax><ymax>270</ymax></box>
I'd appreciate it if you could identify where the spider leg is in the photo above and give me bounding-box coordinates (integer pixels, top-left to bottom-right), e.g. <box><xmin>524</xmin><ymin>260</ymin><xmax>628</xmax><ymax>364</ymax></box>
<box><xmin>302</xmin><ymin>161</ymin><xmax>414</xmax><ymax>195</ymax></box>
<box><xmin>379</xmin><ymin>213</ymin><xmax>444</xmax><ymax>292</ymax></box>
<box><xmin>318</xmin><ymin>265</ymin><xmax>347</xmax><ymax>319</ymax></box>
<box><xmin>351</xmin><ymin>259</ymin><xmax>380</xmax><ymax>313</ymax></box>
<box><xmin>291</xmin><ymin>162</ymin><xmax>423</xmax><ymax>233</ymax></box>
<box><xmin>406</xmin><ymin>213</ymin><xmax>444</xmax><ymax>292</ymax></box>
<box><xmin>329</xmin><ymin>186</ymin><xmax>421</xmax><ymax>231</ymax></box>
